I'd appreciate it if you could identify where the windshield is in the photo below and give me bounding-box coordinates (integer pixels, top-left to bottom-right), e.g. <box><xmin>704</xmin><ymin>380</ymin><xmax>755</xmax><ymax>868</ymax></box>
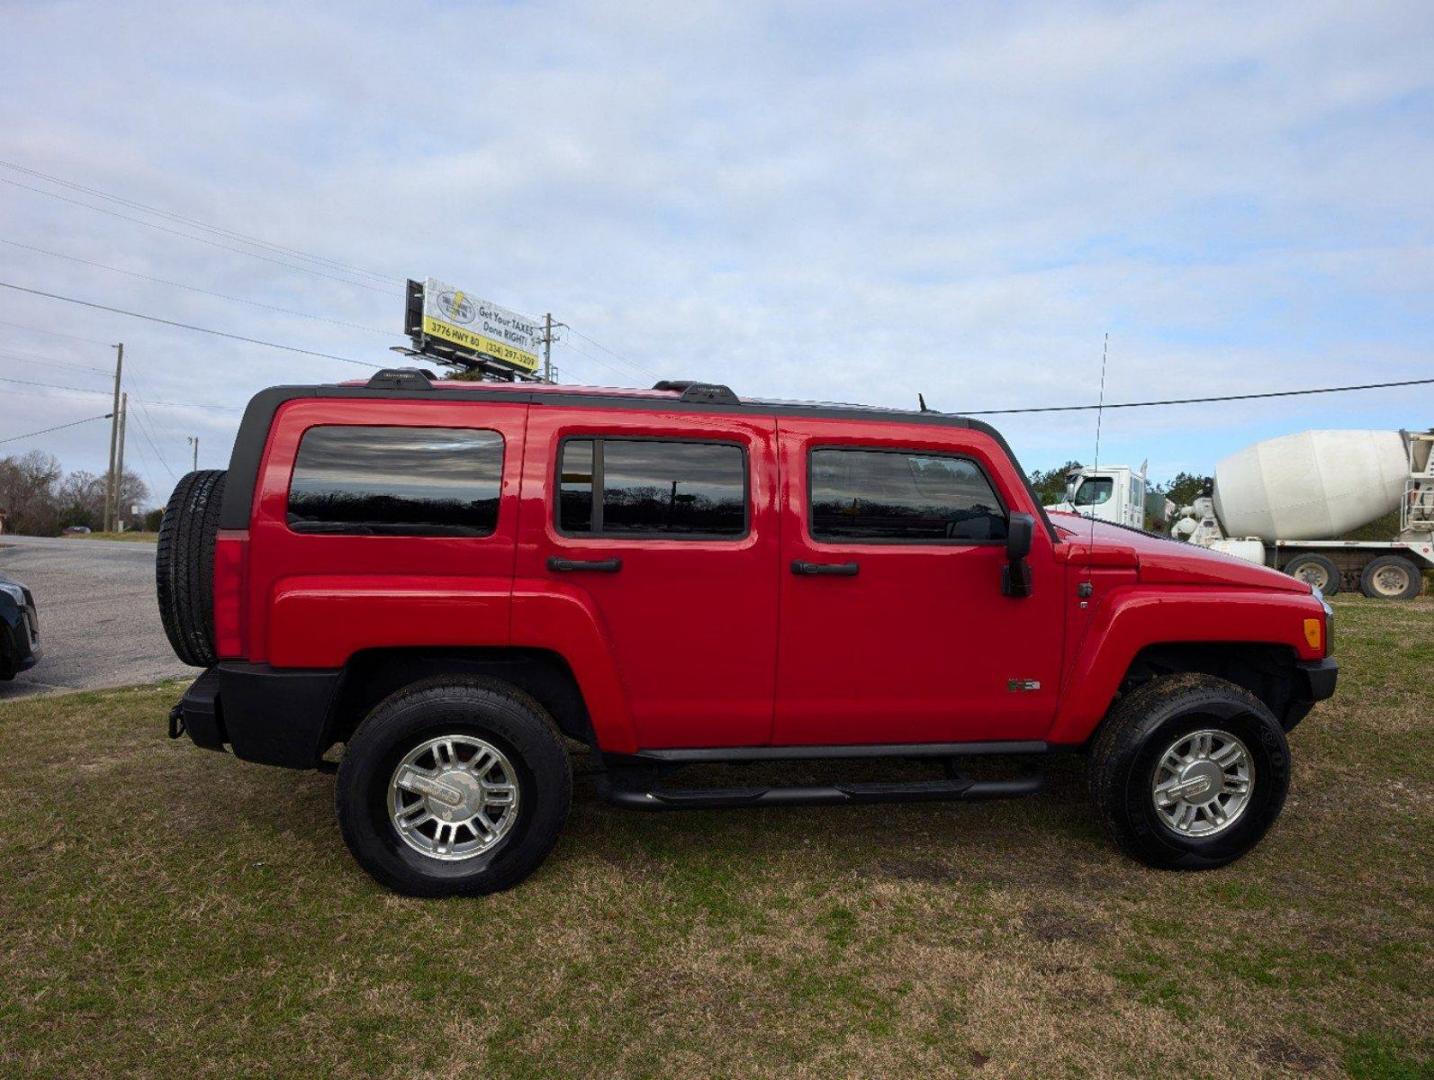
<box><xmin>1073</xmin><ymin>476</ymin><xmax>1114</xmax><ymax>506</ymax></box>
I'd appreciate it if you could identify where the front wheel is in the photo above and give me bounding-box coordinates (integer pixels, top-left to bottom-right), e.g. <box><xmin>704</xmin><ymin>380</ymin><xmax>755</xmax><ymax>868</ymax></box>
<box><xmin>1088</xmin><ymin>674</ymin><xmax>1290</xmax><ymax>870</ymax></box>
<box><xmin>336</xmin><ymin>677</ymin><xmax>572</xmax><ymax>896</ymax></box>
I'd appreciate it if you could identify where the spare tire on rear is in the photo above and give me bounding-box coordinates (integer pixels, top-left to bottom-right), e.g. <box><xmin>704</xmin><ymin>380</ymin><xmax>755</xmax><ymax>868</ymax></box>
<box><xmin>156</xmin><ymin>469</ymin><xmax>227</xmax><ymax>667</ymax></box>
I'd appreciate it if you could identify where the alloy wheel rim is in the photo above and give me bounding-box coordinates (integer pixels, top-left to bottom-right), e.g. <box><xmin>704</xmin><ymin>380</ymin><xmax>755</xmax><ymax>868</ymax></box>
<box><xmin>1152</xmin><ymin>728</ymin><xmax>1254</xmax><ymax>838</ymax></box>
<box><xmin>387</xmin><ymin>735</ymin><xmax>520</xmax><ymax>861</ymax></box>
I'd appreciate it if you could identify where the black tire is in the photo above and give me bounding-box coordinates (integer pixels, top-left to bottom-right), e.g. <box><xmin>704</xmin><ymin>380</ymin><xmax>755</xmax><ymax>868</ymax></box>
<box><xmin>1088</xmin><ymin>673</ymin><xmax>1290</xmax><ymax>870</ymax></box>
<box><xmin>155</xmin><ymin>469</ymin><xmax>227</xmax><ymax>667</ymax></box>
<box><xmin>336</xmin><ymin>677</ymin><xmax>572</xmax><ymax>897</ymax></box>
<box><xmin>1359</xmin><ymin>555</ymin><xmax>1422</xmax><ymax>600</ymax></box>
<box><xmin>1282</xmin><ymin>553</ymin><xmax>1340</xmax><ymax>596</ymax></box>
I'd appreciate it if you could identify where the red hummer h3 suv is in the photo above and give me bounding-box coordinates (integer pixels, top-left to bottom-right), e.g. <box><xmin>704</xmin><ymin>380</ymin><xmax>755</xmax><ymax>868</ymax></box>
<box><xmin>159</xmin><ymin>371</ymin><xmax>1336</xmax><ymax>896</ymax></box>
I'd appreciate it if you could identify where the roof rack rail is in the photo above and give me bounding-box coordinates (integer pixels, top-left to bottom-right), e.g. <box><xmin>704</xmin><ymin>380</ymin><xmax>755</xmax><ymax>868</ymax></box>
<box><xmin>367</xmin><ymin>367</ymin><xmax>438</xmax><ymax>390</ymax></box>
<box><xmin>652</xmin><ymin>380</ymin><xmax>740</xmax><ymax>404</ymax></box>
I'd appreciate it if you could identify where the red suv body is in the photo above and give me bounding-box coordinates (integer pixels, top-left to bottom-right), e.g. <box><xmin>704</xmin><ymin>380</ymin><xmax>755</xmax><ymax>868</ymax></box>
<box><xmin>161</xmin><ymin>373</ymin><xmax>1336</xmax><ymax>895</ymax></box>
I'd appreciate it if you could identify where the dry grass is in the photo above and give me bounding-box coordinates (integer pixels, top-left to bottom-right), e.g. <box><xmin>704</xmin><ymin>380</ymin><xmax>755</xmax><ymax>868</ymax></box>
<box><xmin>0</xmin><ymin>596</ymin><xmax>1429</xmax><ymax>1078</ymax></box>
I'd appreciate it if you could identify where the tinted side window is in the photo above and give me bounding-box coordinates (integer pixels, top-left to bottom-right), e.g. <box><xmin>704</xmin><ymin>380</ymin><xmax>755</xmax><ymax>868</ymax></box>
<box><xmin>810</xmin><ymin>448</ymin><xmax>1007</xmax><ymax>542</ymax></box>
<box><xmin>557</xmin><ymin>438</ymin><xmax>746</xmax><ymax>537</ymax></box>
<box><xmin>288</xmin><ymin>425</ymin><xmax>504</xmax><ymax>536</ymax></box>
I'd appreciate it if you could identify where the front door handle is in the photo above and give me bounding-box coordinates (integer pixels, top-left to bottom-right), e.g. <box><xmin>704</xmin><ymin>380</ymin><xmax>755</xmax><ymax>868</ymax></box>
<box><xmin>548</xmin><ymin>556</ymin><xmax>623</xmax><ymax>573</ymax></box>
<box><xmin>791</xmin><ymin>560</ymin><xmax>859</xmax><ymax>577</ymax></box>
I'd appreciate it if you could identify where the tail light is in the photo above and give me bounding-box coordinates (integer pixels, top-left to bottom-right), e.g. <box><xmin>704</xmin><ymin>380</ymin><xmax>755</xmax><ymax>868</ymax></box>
<box><xmin>213</xmin><ymin>531</ymin><xmax>248</xmax><ymax>658</ymax></box>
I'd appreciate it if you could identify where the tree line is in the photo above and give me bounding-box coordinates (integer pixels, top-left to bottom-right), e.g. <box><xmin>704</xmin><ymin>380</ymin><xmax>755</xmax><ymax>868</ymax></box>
<box><xmin>0</xmin><ymin>450</ymin><xmax>154</xmax><ymax>535</ymax></box>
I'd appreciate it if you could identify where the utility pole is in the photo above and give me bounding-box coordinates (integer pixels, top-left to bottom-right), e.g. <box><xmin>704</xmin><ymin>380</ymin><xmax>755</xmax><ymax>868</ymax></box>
<box><xmin>114</xmin><ymin>392</ymin><xmax>129</xmax><ymax>533</ymax></box>
<box><xmin>187</xmin><ymin>436</ymin><xmax>199</xmax><ymax>472</ymax></box>
<box><xmin>104</xmin><ymin>343</ymin><xmax>123</xmax><ymax>532</ymax></box>
<box><xmin>543</xmin><ymin>313</ymin><xmax>553</xmax><ymax>383</ymax></box>
<box><xmin>540</xmin><ymin>313</ymin><xmax>565</xmax><ymax>383</ymax></box>
<box><xmin>114</xmin><ymin>393</ymin><xmax>128</xmax><ymax>532</ymax></box>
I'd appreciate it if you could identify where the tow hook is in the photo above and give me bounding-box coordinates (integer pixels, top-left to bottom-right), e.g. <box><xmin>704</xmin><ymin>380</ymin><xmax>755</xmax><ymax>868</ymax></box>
<box><xmin>167</xmin><ymin>703</ymin><xmax>186</xmax><ymax>740</ymax></box>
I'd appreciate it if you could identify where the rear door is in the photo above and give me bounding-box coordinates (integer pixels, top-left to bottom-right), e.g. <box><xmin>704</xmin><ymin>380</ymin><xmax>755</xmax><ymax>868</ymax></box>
<box><xmin>774</xmin><ymin>419</ymin><xmax>1065</xmax><ymax>746</ymax></box>
<box><xmin>517</xmin><ymin>406</ymin><xmax>780</xmax><ymax>749</ymax></box>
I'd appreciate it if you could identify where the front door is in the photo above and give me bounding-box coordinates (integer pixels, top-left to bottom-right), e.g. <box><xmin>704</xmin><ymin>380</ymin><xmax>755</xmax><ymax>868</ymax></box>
<box><xmin>774</xmin><ymin>420</ymin><xmax>1065</xmax><ymax>746</ymax></box>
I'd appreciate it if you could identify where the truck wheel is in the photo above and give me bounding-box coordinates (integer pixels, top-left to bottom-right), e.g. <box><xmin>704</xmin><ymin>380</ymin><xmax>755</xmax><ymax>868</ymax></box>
<box><xmin>335</xmin><ymin>677</ymin><xmax>572</xmax><ymax>896</ymax></box>
<box><xmin>1282</xmin><ymin>554</ymin><xmax>1340</xmax><ymax>595</ymax></box>
<box><xmin>155</xmin><ymin>469</ymin><xmax>227</xmax><ymax>667</ymax></box>
<box><xmin>1088</xmin><ymin>674</ymin><xmax>1290</xmax><ymax>870</ymax></box>
<box><xmin>1359</xmin><ymin>555</ymin><xmax>1422</xmax><ymax>600</ymax></box>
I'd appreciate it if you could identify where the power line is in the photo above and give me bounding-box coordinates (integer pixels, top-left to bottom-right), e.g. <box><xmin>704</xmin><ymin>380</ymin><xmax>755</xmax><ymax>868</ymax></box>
<box><xmin>0</xmin><ymin>373</ymin><xmax>234</xmax><ymax>410</ymax></box>
<box><xmin>0</xmin><ymin>413</ymin><xmax>113</xmax><ymax>445</ymax></box>
<box><xmin>0</xmin><ymin>348</ymin><xmax>111</xmax><ymax>375</ymax></box>
<box><xmin>0</xmin><ymin>373</ymin><xmax>111</xmax><ymax>394</ymax></box>
<box><xmin>958</xmin><ymin>377</ymin><xmax>1434</xmax><ymax>415</ymax></box>
<box><xmin>0</xmin><ymin>159</ymin><xmax>399</xmax><ymax>285</ymax></box>
<box><xmin>0</xmin><ymin>177</ymin><xmax>396</xmax><ymax>295</ymax></box>
<box><xmin>126</xmin><ymin>400</ymin><xmax>178</xmax><ymax>483</ymax></box>
<box><xmin>564</xmin><ymin>326</ymin><xmax>659</xmax><ymax>379</ymax></box>
<box><xmin>0</xmin><ymin>238</ymin><xmax>400</xmax><ymax>337</ymax></box>
<box><xmin>0</xmin><ymin>280</ymin><xmax>383</xmax><ymax>369</ymax></box>
<box><xmin>0</xmin><ymin>318</ymin><xmax>114</xmax><ymax>347</ymax></box>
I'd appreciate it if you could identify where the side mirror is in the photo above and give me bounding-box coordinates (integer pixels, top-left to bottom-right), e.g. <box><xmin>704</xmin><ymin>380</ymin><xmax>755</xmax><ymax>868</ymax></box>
<box><xmin>1002</xmin><ymin>513</ymin><xmax>1035</xmax><ymax>598</ymax></box>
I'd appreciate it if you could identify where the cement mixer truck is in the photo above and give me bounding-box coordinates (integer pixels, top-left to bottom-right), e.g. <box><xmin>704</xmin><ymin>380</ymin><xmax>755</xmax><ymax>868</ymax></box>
<box><xmin>1169</xmin><ymin>430</ymin><xmax>1434</xmax><ymax>599</ymax></box>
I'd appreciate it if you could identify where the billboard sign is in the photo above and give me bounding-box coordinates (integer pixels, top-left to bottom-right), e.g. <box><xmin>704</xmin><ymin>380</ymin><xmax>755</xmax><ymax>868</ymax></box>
<box><xmin>416</xmin><ymin>278</ymin><xmax>540</xmax><ymax>374</ymax></box>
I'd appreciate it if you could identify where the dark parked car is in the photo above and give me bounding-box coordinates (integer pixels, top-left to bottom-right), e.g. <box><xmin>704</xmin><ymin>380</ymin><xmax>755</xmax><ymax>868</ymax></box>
<box><xmin>0</xmin><ymin>573</ymin><xmax>41</xmax><ymax>680</ymax></box>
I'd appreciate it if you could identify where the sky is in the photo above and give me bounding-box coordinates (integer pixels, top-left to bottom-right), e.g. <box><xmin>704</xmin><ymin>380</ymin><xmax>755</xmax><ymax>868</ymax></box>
<box><xmin>1</xmin><ymin>0</ymin><xmax>1431</xmax><ymax>508</ymax></box>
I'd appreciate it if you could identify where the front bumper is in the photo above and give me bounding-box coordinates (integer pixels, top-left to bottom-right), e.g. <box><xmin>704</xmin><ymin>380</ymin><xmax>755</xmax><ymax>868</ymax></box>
<box><xmin>1295</xmin><ymin>657</ymin><xmax>1338</xmax><ymax>702</ymax></box>
<box><xmin>170</xmin><ymin>662</ymin><xmax>341</xmax><ymax>768</ymax></box>
<box><xmin>0</xmin><ymin>596</ymin><xmax>41</xmax><ymax>679</ymax></box>
<box><xmin>1283</xmin><ymin>657</ymin><xmax>1338</xmax><ymax>731</ymax></box>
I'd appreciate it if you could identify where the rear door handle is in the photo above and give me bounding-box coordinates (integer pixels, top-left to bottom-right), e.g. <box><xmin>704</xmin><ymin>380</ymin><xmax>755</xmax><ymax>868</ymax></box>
<box><xmin>790</xmin><ymin>560</ymin><xmax>859</xmax><ymax>577</ymax></box>
<box><xmin>547</xmin><ymin>556</ymin><xmax>623</xmax><ymax>573</ymax></box>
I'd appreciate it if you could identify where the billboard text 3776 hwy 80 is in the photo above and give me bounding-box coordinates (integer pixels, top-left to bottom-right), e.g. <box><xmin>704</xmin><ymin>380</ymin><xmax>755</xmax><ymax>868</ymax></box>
<box><xmin>421</xmin><ymin>278</ymin><xmax>540</xmax><ymax>374</ymax></box>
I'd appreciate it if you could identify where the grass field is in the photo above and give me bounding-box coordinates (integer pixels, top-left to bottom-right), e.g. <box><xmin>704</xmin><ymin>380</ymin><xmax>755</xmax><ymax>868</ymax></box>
<box><xmin>60</xmin><ymin>531</ymin><xmax>158</xmax><ymax>542</ymax></box>
<box><xmin>1</xmin><ymin>597</ymin><xmax>1429</xmax><ymax>1078</ymax></box>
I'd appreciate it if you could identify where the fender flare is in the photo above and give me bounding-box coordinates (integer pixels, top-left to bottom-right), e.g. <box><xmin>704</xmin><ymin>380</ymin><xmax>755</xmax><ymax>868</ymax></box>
<box><xmin>509</xmin><ymin>584</ymin><xmax>637</xmax><ymax>754</ymax></box>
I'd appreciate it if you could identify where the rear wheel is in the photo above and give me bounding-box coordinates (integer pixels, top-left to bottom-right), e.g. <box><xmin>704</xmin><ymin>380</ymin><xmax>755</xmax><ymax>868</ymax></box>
<box><xmin>336</xmin><ymin>677</ymin><xmax>572</xmax><ymax>896</ymax></box>
<box><xmin>155</xmin><ymin>469</ymin><xmax>227</xmax><ymax>667</ymax></box>
<box><xmin>1282</xmin><ymin>553</ymin><xmax>1340</xmax><ymax>595</ymax></box>
<box><xmin>1089</xmin><ymin>674</ymin><xmax>1290</xmax><ymax>870</ymax></box>
<box><xmin>1359</xmin><ymin>555</ymin><xmax>1422</xmax><ymax>600</ymax></box>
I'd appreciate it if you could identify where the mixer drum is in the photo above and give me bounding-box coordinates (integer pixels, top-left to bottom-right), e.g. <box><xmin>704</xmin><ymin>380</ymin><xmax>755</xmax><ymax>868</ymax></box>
<box><xmin>1213</xmin><ymin>430</ymin><xmax>1407</xmax><ymax>540</ymax></box>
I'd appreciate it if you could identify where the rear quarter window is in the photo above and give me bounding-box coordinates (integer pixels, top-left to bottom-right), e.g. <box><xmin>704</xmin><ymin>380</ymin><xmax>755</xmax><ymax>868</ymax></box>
<box><xmin>287</xmin><ymin>425</ymin><xmax>504</xmax><ymax>536</ymax></box>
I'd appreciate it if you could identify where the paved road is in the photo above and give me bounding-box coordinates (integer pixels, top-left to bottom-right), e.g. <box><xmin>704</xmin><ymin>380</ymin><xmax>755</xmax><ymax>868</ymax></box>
<box><xmin>0</xmin><ymin>535</ymin><xmax>195</xmax><ymax>700</ymax></box>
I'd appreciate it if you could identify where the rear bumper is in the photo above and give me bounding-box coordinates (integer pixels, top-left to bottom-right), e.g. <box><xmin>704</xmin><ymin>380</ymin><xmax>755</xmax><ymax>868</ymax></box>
<box><xmin>172</xmin><ymin>663</ymin><xmax>341</xmax><ymax>768</ymax></box>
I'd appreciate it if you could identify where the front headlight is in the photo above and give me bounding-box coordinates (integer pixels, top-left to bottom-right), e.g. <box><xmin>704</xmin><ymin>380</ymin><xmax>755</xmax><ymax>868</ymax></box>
<box><xmin>1312</xmin><ymin>586</ymin><xmax>1334</xmax><ymax>656</ymax></box>
<box><xmin>0</xmin><ymin>582</ymin><xmax>25</xmax><ymax>606</ymax></box>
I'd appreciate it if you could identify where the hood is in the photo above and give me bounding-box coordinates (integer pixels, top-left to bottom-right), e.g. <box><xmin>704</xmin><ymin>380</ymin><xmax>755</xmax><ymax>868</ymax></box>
<box><xmin>1049</xmin><ymin>512</ymin><xmax>1309</xmax><ymax>593</ymax></box>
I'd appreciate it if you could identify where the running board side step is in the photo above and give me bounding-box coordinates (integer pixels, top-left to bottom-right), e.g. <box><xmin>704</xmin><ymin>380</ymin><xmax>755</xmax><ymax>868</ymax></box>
<box><xmin>596</xmin><ymin>773</ymin><xmax>1043</xmax><ymax>811</ymax></box>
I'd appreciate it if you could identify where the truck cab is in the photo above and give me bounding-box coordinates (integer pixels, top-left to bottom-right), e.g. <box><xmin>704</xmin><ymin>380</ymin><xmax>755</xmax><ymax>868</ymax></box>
<box><xmin>1046</xmin><ymin>463</ymin><xmax>1148</xmax><ymax>529</ymax></box>
<box><xmin>158</xmin><ymin>373</ymin><xmax>1336</xmax><ymax>896</ymax></box>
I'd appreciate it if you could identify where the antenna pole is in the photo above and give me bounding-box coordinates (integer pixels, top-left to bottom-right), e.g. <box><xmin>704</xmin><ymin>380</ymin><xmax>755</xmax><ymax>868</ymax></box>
<box><xmin>1088</xmin><ymin>333</ymin><xmax>1110</xmax><ymax>561</ymax></box>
